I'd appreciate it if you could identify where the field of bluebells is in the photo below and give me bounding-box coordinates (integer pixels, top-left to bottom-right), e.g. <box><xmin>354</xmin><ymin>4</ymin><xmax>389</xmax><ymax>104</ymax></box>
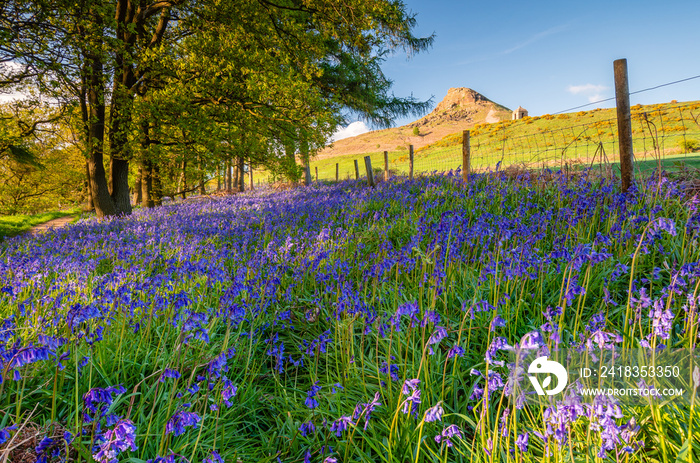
<box><xmin>1</xmin><ymin>169</ymin><xmax>699</xmax><ymax>462</ymax></box>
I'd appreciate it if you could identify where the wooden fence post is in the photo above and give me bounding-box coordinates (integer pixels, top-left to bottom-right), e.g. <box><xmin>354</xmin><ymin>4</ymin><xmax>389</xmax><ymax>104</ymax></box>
<box><xmin>364</xmin><ymin>156</ymin><xmax>375</xmax><ymax>187</ymax></box>
<box><xmin>462</xmin><ymin>130</ymin><xmax>470</xmax><ymax>183</ymax></box>
<box><xmin>409</xmin><ymin>145</ymin><xmax>414</xmax><ymax>180</ymax></box>
<box><xmin>315</xmin><ymin>166</ymin><xmax>318</xmax><ymax>181</ymax></box>
<box><xmin>354</xmin><ymin>159</ymin><xmax>360</xmax><ymax>179</ymax></box>
<box><xmin>335</xmin><ymin>163</ymin><xmax>339</xmax><ymax>181</ymax></box>
<box><xmin>384</xmin><ymin>151</ymin><xmax>389</xmax><ymax>181</ymax></box>
<box><xmin>614</xmin><ymin>58</ymin><xmax>634</xmax><ymax>192</ymax></box>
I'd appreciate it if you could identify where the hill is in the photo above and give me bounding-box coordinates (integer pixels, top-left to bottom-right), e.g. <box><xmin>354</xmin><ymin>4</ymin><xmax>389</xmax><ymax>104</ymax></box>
<box><xmin>318</xmin><ymin>88</ymin><xmax>512</xmax><ymax>158</ymax></box>
<box><xmin>309</xmin><ymin>99</ymin><xmax>700</xmax><ymax>181</ymax></box>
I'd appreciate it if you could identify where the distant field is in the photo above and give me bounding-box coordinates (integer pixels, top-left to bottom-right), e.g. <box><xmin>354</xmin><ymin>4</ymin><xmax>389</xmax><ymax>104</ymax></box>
<box><xmin>310</xmin><ymin>100</ymin><xmax>700</xmax><ymax>180</ymax></box>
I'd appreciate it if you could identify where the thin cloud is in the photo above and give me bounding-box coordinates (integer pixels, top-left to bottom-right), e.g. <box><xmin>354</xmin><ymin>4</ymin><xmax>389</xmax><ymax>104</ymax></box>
<box><xmin>567</xmin><ymin>84</ymin><xmax>609</xmax><ymax>102</ymax></box>
<box><xmin>501</xmin><ymin>24</ymin><xmax>569</xmax><ymax>55</ymax></box>
<box><xmin>452</xmin><ymin>24</ymin><xmax>569</xmax><ymax>67</ymax></box>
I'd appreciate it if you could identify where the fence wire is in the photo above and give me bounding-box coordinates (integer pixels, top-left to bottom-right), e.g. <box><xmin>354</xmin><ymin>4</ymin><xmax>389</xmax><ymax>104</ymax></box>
<box><xmin>315</xmin><ymin>100</ymin><xmax>700</xmax><ymax>182</ymax></box>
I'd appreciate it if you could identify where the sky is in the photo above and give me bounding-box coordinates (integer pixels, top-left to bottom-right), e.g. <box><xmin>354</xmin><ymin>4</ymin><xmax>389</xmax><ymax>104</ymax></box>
<box><xmin>336</xmin><ymin>0</ymin><xmax>700</xmax><ymax>139</ymax></box>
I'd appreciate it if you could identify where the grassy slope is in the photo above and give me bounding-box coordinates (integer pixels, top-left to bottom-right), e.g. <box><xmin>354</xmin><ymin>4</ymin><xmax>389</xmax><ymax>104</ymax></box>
<box><xmin>0</xmin><ymin>208</ymin><xmax>81</xmax><ymax>238</ymax></box>
<box><xmin>311</xmin><ymin>101</ymin><xmax>700</xmax><ymax>180</ymax></box>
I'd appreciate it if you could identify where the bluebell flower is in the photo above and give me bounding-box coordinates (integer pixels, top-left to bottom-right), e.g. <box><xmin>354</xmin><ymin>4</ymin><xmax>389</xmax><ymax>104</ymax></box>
<box><xmin>434</xmin><ymin>424</ymin><xmax>462</xmax><ymax>447</ymax></box>
<box><xmin>402</xmin><ymin>379</ymin><xmax>420</xmax><ymax>395</ymax></box>
<box><xmin>401</xmin><ymin>388</ymin><xmax>421</xmax><ymax>417</ymax></box>
<box><xmin>447</xmin><ymin>345</ymin><xmax>464</xmax><ymax>358</ymax></box>
<box><xmin>147</xmin><ymin>455</ymin><xmax>177</xmax><ymax>463</ymax></box>
<box><xmin>424</xmin><ymin>402</ymin><xmax>443</xmax><ymax>422</ymax></box>
<box><xmin>330</xmin><ymin>415</ymin><xmax>353</xmax><ymax>436</ymax></box>
<box><xmin>222</xmin><ymin>381</ymin><xmax>238</xmax><ymax>408</ymax></box>
<box><xmin>427</xmin><ymin>326</ymin><xmax>448</xmax><ymax>346</ymax></box>
<box><xmin>35</xmin><ymin>436</ymin><xmax>60</xmax><ymax>463</ymax></box>
<box><xmin>299</xmin><ymin>421</ymin><xmax>316</xmax><ymax>437</ymax></box>
<box><xmin>331</xmin><ymin>383</ymin><xmax>343</xmax><ymax>394</ymax></box>
<box><xmin>93</xmin><ymin>419</ymin><xmax>137</xmax><ymax>463</ymax></box>
<box><xmin>489</xmin><ymin>315</ymin><xmax>506</xmax><ymax>332</ymax></box>
<box><xmin>516</xmin><ymin>432</ymin><xmax>529</xmax><ymax>452</ymax></box>
<box><xmin>83</xmin><ymin>384</ymin><xmax>126</xmax><ymax>423</ymax></box>
<box><xmin>160</xmin><ymin>368</ymin><xmax>181</xmax><ymax>382</ymax></box>
<box><xmin>0</xmin><ymin>425</ymin><xmax>17</xmax><ymax>445</ymax></box>
<box><xmin>305</xmin><ymin>382</ymin><xmax>321</xmax><ymax>409</ymax></box>
<box><xmin>203</xmin><ymin>450</ymin><xmax>224</xmax><ymax>463</ymax></box>
<box><xmin>166</xmin><ymin>411</ymin><xmax>201</xmax><ymax>436</ymax></box>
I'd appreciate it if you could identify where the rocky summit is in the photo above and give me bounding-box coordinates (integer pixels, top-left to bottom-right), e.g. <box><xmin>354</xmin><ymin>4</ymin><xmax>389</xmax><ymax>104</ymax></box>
<box><xmin>319</xmin><ymin>88</ymin><xmax>511</xmax><ymax>158</ymax></box>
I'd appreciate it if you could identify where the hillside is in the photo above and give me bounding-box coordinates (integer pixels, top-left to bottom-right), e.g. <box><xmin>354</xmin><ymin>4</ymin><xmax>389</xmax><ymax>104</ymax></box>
<box><xmin>309</xmin><ymin>99</ymin><xmax>700</xmax><ymax>181</ymax></box>
<box><xmin>318</xmin><ymin>88</ymin><xmax>512</xmax><ymax>158</ymax></box>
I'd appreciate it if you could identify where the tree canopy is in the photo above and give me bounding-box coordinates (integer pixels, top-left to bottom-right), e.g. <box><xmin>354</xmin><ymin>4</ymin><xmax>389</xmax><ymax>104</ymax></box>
<box><xmin>0</xmin><ymin>0</ymin><xmax>433</xmax><ymax>216</ymax></box>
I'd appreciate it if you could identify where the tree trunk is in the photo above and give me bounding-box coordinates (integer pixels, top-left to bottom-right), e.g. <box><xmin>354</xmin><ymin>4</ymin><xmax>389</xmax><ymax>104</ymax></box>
<box><xmin>226</xmin><ymin>158</ymin><xmax>232</xmax><ymax>190</ymax></box>
<box><xmin>84</xmin><ymin>23</ymin><xmax>116</xmax><ymax>218</ymax></box>
<box><xmin>134</xmin><ymin>171</ymin><xmax>142</xmax><ymax>205</ymax></box>
<box><xmin>198</xmin><ymin>158</ymin><xmax>205</xmax><ymax>194</ymax></box>
<box><xmin>140</xmin><ymin>160</ymin><xmax>153</xmax><ymax>208</ymax></box>
<box><xmin>180</xmin><ymin>159</ymin><xmax>187</xmax><ymax>199</ymax></box>
<box><xmin>237</xmin><ymin>155</ymin><xmax>245</xmax><ymax>192</ymax></box>
<box><xmin>110</xmin><ymin>157</ymin><xmax>132</xmax><ymax>213</ymax></box>
<box><xmin>139</xmin><ymin>121</ymin><xmax>154</xmax><ymax>208</ymax></box>
<box><xmin>85</xmin><ymin>161</ymin><xmax>94</xmax><ymax>210</ymax></box>
<box><xmin>152</xmin><ymin>162</ymin><xmax>163</xmax><ymax>206</ymax></box>
<box><xmin>108</xmin><ymin>69</ymin><xmax>134</xmax><ymax>214</ymax></box>
<box><xmin>217</xmin><ymin>163</ymin><xmax>221</xmax><ymax>191</ymax></box>
<box><xmin>107</xmin><ymin>59</ymin><xmax>134</xmax><ymax>214</ymax></box>
<box><xmin>283</xmin><ymin>138</ymin><xmax>300</xmax><ymax>183</ymax></box>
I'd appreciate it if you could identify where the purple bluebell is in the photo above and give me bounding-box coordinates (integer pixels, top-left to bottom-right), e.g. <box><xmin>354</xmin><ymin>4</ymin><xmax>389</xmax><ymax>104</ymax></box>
<box><xmin>0</xmin><ymin>425</ymin><xmax>16</xmax><ymax>445</ymax></box>
<box><xmin>424</xmin><ymin>402</ymin><xmax>443</xmax><ymax>422</ymax></box>
<box><xmin>203</xmin><ymin>450</ymin><xmax>224</xmax><ymax>463</ymax></box>
<box><xmin>330</xmin><ymin>415</ymin><xmax>353</xmax><ymax>436</ymax></box>
<box><xmin>166</xmin><ymin>411</ymin><xmax>201</xmax><ymax>436</ymax></box>
<box><xmin>83</xmin><ymin>384</ymin><xmax>126</xmax><ymax>423</ymax></box>
<box><xmin>489</xmin><ymin>315</ymin><xmax>506</xmax><ymax>331</ymax></box>
<box><xmin>305</xmin><ymin>381</ymin><xmax>321</xmax><ymax>409</ymax></box>
<box><xmin>435</xmin><ymin>424</ymin><xmax>462</xmax><ymax>448</ymax></box>
<box><xmin>93</xmin><ymin>419</ymin><xmax>138</xmax><ymax>463</ymax></box>
<box><xmin>515</xmin><ymin>432</ymin><xmax>529</xmax><ymax>452</ymax></box>
<box><xmin>299</xmin><ymin>421</ymin><xmax>316</xmax><ymax>437</ymax></box>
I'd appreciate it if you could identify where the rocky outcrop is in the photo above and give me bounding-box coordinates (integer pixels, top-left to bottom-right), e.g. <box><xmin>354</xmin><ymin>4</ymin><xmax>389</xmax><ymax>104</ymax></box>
<box><xmin>318</xmin><ymin>87</ymin><xmax>512</xmax><ymax>158</ymax></box>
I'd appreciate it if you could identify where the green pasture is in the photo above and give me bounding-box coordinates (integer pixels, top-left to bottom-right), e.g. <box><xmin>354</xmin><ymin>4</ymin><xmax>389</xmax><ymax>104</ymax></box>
<box><xmin>311</xmin><ymin>100</ymin><xmax>700</xmax><ymax>180</ymax></box>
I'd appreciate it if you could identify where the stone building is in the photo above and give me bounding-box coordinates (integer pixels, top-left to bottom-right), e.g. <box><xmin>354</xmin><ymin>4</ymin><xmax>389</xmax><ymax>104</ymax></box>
<box><xmin>512</xmin><ymin>106</ymin><xmax>528</xmax><ymax>120</ymax></box>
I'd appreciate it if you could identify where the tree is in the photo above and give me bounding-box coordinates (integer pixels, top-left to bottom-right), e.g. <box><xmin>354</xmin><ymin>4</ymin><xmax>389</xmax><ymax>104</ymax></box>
<box><xmin>1</xmin><ymin>0</ymin><xmax>433</xmax><ymax>216</ymax></box>
<box><xmin>0</xmin><ymin>103</ymin><xmax>85</xmax><ymax>214</ymax></box>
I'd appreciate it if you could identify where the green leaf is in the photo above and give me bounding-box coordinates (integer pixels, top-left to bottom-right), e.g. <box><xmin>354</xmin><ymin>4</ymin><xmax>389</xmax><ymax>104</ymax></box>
<box><xmin>675</xmin><ymin>437</ymin><xmax>690</xmax><ymax>463</ymax></box>
<box><xmin>7</xmin><ymin>144</ymin><xmax>43</xmax><ymax>168</ymax></box>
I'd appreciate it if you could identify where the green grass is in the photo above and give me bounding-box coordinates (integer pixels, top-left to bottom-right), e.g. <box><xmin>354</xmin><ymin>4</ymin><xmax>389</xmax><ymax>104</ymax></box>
<box><xmin>3</xmin><ymin>174</ymin><xmax>700</xmax><ymax>462</ymax></box>
<box><xmin>0</xmin><ymin>208</ymin><xmax>82</xmax><ymax>237</ymax></box>
<box><xmin>311</xmin><ymin>100</ymin><xmax>700</xmax><ymax>179</ymax></box>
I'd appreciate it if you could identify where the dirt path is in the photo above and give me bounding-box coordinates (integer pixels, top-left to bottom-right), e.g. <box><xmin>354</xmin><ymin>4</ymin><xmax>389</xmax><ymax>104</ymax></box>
<box><xmin>28</xmin><ymin>215</ymin><xmax>77</xmax><ymax>235</ymax></box>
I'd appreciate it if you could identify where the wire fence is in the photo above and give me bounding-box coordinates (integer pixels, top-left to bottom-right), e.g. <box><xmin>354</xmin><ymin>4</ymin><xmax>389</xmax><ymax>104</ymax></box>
<box><xmin>310</xmin><ymin>100</ymin><xmax>700</xmax><ymax>183</ymax></box>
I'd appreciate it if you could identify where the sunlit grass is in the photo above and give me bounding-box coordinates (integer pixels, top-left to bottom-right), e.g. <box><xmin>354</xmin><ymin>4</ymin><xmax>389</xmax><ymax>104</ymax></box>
<box><xmin>0</xmin><ymin>171</ymin><xmax>698</xmax><ymax>461</ymax></box>
<box><xmin>0</xmin><ymin>207</ymin><xmax>81</xmax><ymax>238</ymax></box>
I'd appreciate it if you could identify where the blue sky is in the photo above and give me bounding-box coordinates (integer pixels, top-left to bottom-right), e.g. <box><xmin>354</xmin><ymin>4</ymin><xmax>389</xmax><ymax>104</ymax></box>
<box><xmin>336</xmin><ymin>0</ymin><xmax>700</xmax><ymax>139</ymax></box>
